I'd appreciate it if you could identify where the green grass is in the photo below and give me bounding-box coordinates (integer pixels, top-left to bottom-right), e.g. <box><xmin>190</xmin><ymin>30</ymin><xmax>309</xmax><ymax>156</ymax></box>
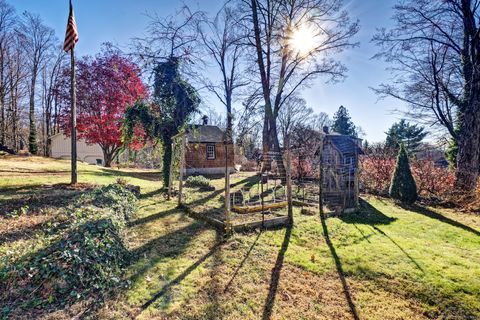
<box><xmin>1</xmin><ymin>156</ymin><xmax>479</xmax><ymax>319</ymax></box>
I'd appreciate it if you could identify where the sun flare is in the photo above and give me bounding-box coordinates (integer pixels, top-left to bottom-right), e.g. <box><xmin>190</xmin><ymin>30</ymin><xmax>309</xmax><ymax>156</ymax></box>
<box><xmin>289</xmin><ymin>25</ymin><xmax>318</xmax><ymax>56</ymax></box>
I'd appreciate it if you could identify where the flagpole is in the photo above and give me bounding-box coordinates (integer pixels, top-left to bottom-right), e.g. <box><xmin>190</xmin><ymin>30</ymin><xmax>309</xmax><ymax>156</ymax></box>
<box><xmin>70</xmin><ymin>46</ymin><xmax>77</xmax><ymax>185</ymax></box>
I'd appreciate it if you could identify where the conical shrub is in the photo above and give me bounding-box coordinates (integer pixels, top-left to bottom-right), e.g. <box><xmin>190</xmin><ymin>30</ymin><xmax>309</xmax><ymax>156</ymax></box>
<box><xmin>389</xmin><ymin>144</ymin><xmax>417</xmax><ymax>204</ymax></box>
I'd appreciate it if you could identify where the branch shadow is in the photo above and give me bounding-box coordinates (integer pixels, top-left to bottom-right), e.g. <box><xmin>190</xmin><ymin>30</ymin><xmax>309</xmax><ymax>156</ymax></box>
<box><xmin>224</xmin><ymin>231</ymin><xmax>261</xmax><ymax>293</ymax></box>
<box><xmin>404</xmin><ymin>204</ymin><xmax>480</xmax><ymax>237</ymax></box>
<box><xmin>262</xmin><ymin>225</ymin><xmax>292</xmax><ymax>320</ymax></box>
<box><xmin>370</xmin><ymin>225</ymin><xmax>424</xmax><ymax>273</ymax></box>
<box><xmin>320</xmin><ymin>213</ymin><xmax>360</xmax><ymax>320</ymax></box>
<box><xmin>127</xmin><ymin>207</ymin><xmax>179</xmax><ymax>227</ymax></box>
<box><xmin>99</xmin><ymin>168</ymin><xmax>162</xmax><ymax>181</ymax></box>
<box><xmin>0</xmin><ymin>185</ymin><xmax>83</xmax><ymax>217</ymax></box>
<box><xmin>135</xmin><ymin>231</ymin><xmax>224</xmax><ymax>316</ymax></box>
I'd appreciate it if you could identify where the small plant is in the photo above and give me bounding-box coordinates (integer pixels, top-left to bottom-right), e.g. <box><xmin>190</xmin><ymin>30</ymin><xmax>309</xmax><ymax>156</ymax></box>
<box><xmin>389</xmin><ymin>144</ymin><xmax>417</xmax><ymax>204</ymax></box>
<box><xmin>185</xmin><ymin>175</ymin><xmax>215</xmax><ymax>191</ymax></box>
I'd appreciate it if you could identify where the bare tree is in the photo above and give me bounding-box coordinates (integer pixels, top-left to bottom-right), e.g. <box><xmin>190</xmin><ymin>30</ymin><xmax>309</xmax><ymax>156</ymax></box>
<box><xmin>132</xmin><ymin>6</ymin><xmax>203</xmax><ymax>69</ymax></box>
<box><xmin>0</xmin><ymin>0</ymin><xmax>15</xmax><ymax>148</ymax></box>
<box><xmin>17</xmin><ymin>12</ymin><xmax>56</xmax><ymax>155</ymax></box>
<box><xmin>199</xmin><ymin>5</ymin><xmax>249</xmax><ymax>141</ymax></box>
<box><xmin>243</xmin><ymin>0</ymin><xmax>359</xmax><ymax>173</ymax></box>
<box><xmin>278</xmin><ymin>95</ymin><xmax>312</xmax><ymax>143</ymax></box>
<box><xmin>374</xmin><ymin>0</ymin><xmax>480</xmax><ymax>190</ymax></box>
<box><xmin>41</xmin><ymin>47</ymin><xmax>66</xmax><ymax>156</ymax></box>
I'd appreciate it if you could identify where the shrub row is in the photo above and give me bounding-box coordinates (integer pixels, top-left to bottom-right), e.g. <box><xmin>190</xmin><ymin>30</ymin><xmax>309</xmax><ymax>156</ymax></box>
<box><xmin>360</xmin><ymin>156</ymin><xmax>455</xmax><ymax>200</ymax></box>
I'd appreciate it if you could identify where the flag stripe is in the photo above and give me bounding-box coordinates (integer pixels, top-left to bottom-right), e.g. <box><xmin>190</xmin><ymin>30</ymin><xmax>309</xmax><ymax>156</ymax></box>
<box><xmin>63</xmin><ymin>1</ymin><xmax>78</xmax><ymax>52</ymax></box>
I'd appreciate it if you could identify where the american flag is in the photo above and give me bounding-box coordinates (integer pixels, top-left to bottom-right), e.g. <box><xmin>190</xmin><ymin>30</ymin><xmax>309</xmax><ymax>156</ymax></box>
<box><xmin>63</xmin><ymin>0</ymin><xmax>78</xmax><ymax>52</ymax></box>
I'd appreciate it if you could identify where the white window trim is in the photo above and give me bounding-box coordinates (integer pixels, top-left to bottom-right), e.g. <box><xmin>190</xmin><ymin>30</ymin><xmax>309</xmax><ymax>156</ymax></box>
<box><xmin>206</xmin><ymin>144</ymin><xmax>216</xmax><ymax>160</ymax></box>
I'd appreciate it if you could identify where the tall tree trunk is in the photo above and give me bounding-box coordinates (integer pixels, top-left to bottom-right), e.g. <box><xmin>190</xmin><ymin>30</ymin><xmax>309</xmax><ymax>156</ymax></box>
<box><xmin>28</xmin><ymin>70</ymin><xmax>38</xmax><ymax>154</ymax></box>
<box><xmin>455</xmin><ymin>0</ymin><xmax>480</xmax><ymax>190</ymax></box>
<box><xmin>455</xmin><ymin>88</ymin><xmax>480</xmax><ymax>190</ymax></box>
<box><xmin>162</xmin><ymin>136</ymin><xmax>173</xmax><ymax>187</ymax></box>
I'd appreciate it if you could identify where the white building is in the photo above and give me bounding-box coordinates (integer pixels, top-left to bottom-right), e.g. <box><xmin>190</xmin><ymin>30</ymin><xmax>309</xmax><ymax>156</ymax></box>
<box><xmin>50</xmin><ymin>133</ymin><xmax>104</xmax><ymax>165</ymax></box>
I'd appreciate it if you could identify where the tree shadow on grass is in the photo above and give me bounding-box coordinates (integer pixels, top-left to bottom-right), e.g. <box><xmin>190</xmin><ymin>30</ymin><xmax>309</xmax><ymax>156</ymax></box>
<box><xmin>135</xmin><ymin>230</ymin><xmax>224</xmax><ymax>317</ymax></box>
<box><xmin>340</xmin><ymin>198</ymin><xmax>397</xmax><ymax>226</ymax></box>
<box><xmin>370</xmin><ymin>225</ymin><xmax>424</xmax><ymax>273</ymax></box>
<box><xmin>320</xmin><ymin>213</ymin><xmax>360</xmax><ymax>320</ymax></box>
<box><xmin>99</xmin><ymin>168</ymin><xmax>162</xmax><ymax>182</ymax></box>
<box><xmin>341</xmin><ymin>198</ymin><xmax>423</xmax><ymax>274</ymax></box>
<box><xmin>262</xmin><ymin>225</ymin><xmax>292</xmax><ymax>320</ymax></box>
<box><xmin>404</xmin><ymin>204</ymin><xmax>480</xmax><ymax>237</ymax></box>
<box><xmin>224</xmin><ymin>231</ymin><xmax>261</xmax><ymax>293</ymax></box>
<box><xmin>127</xmin><ymin>207</ymin><xmax>180</xmax><ymax>227</ymax></box>
<box><xmin>0</xmin><ymin>185</ymin><xmax>83</xmax><ymax>216</ymax></box>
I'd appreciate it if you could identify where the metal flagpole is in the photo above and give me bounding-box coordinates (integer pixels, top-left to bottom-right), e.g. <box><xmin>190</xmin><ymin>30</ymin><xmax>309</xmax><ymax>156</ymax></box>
<box><xmin>70</xmin><ymin>47</ymin><xmax>77</xmax><ymax>184</ymax></box>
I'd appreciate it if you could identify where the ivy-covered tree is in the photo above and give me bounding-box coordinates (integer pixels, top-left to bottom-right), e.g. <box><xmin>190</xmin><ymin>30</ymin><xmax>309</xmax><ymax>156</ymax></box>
<box><xmin>123</xmin><ymin>58</ymin><xmax>200</xmax><ymax>186</ymax></box>
<box><xmin>385</xmin><ymin>119</ymin><xmax>427</xmax><ymax>154</ymax></box>
<box><xmin>332</xmin><ymin>106</ymin><xmax>357</xmax><ymax>137</ymax></box>
<box><xmin>389</xmin><ymin>144</ymin><xmax>417</xmax><ymax>204</ymax></box>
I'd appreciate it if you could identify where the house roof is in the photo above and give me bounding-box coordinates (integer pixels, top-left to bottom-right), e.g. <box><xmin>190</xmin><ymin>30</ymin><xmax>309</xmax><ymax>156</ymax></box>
<box><xmin>185</xmin><ymin>125</ymin><xmax>226</xmax><ymax>143</ymax></box>
<box><xmin>325</xmin><ymin>134</ymin><xmax>364</xmax><ymax>155</ymax></box>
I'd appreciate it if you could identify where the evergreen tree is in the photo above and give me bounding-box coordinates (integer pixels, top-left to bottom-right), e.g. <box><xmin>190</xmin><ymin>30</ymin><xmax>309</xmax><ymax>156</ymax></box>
<box><xmin>389</xmin><ymin>144</ymin><xmax>417</xmax><ymax>204</ymax></box>
<box><xmin>332</xmin><ymin>105</ymin><xmax>357</xmax><ymax>136</ymax></box>
<box><xmin>385</xmin><ymin>119</ymin><xmax>427</xmax><ymax>154</ymax></box>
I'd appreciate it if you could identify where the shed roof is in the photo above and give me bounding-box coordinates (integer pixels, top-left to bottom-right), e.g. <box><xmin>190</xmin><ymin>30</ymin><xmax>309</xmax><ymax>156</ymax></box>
<box><xmin>185</xmin><ymin>125</ymin><xmax>226</xmax><ymax>143</ymax></box>
<box><xmin>326</xmin><ymin>134</ymin><xmax>364</xmax><ymax>155</ymax></box>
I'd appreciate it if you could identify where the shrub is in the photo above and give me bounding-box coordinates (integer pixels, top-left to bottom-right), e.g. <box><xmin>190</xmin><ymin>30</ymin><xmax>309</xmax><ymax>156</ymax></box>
<box><xmin>0</xmin><ymin>184</ymin><xmax>137</xmax><ymax>317</ymax></box>
<box><xmin>359</xmin><ymin>156</ymin><xmax>395</xmax><ymax>195</ymax></box>
<box><xmin>389</xmin><ymin>145</ymin><xmax>417</xmax><ymax>204</ymax></box>
<box><xmin>291</xmin><ymin>156</ymin><xmax>315</xmax><ymax>179</ymax></box>
<box><xmin>77</xmin><ymin>183</ymin><xmax>138</xmax><ymax>221</ymax></box>
<box><xmin>411</xmin><ymin>159</ymin><xmax>455</xmax><ymax>198</ymax></box>
<box><xmin>185</xmin><ymin>175</ymin><xmax>215</xmax><ymax>191</ymax></box>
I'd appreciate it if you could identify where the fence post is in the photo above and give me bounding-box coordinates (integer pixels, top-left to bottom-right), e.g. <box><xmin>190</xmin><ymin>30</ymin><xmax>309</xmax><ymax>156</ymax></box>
<box><xmin>167</xmin><ymin>141</ymin><xmax>175</xmax><ymax>200</ymax></box>
<box><xmin>319</xmin><ymin>136</ymin><xmax>324</xmax><ymax>215</ymax></box>
<box><xmin>178</xmin><ymin>134</ymin><xmax>186</xmax><ymax>207</ymax></box>
<box><xmin>286</xmin><ymin>137</ymin><xmax>293</xmax><ymax>225</ymax></box>
<box><xmin>224</xmin><ymin>141</ymin><xmax>231</xmax><ymax>234</ymax></box>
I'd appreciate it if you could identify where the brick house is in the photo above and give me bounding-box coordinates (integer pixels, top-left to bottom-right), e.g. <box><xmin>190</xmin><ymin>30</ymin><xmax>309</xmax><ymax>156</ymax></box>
<box><xmin>182</xmin><ymin>119</ymin><xmax>234</xmax><ymax>176</ymax></box>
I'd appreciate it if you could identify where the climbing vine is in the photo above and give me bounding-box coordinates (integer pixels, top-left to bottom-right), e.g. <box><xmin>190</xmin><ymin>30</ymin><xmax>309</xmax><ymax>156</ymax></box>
<box><xmin>123</xmin><ymin>57</ymin><xmax>200</xmax><ymax>186</ymax></box>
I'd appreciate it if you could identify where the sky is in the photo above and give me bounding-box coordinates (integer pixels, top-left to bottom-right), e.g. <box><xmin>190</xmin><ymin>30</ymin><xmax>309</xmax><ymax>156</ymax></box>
<box><xmin>12</xmin><ymin>0</ymin><xmax>406</xmax><ymax>142</ymax></box>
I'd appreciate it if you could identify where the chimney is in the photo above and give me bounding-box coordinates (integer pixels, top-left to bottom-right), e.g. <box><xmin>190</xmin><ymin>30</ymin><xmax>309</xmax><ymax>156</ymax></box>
<box><xmin>323</xmin><ymin>126</ymin><xmax>329</xmax><ymax>134</ymax></box>
<box><xmin>201</xmin><ymin>115</ymin><xmax>209</xmax><ymax>125</ymax></box>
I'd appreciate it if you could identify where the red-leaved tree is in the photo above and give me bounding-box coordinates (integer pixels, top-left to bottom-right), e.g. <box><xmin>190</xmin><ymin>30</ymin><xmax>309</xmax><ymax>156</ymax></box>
<box><xmin>58</xmin><ymin>46</ymin><xmax>147</xmax><ymax>166</ymax></box>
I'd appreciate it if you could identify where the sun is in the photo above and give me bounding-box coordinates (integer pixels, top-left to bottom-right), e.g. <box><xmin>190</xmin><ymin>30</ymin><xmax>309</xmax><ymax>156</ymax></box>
<box><xmin>289</xmin><ymin>25</ymin><xmax>318</xmax><ymax>56</ymax></box>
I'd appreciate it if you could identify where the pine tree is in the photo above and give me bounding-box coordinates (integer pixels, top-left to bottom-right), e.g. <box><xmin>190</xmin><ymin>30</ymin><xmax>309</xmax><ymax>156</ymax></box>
<box><xmin>385</xmin><ymin>119</ymin><xmax>427</xmax><ymax>154</ymax></box>
<box><xmin>389</xmin><ymin>144</ymin><xmax>417</xmax><ymax>204</ymax></box>
<box><xmin>332</xmin><ymin>105</ymin><xmax>357</xmax><ymax>136</ymax></box>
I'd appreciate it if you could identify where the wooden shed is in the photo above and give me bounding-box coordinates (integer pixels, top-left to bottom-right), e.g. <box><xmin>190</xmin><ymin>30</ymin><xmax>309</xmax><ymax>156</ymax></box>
<box><xmin>179</xmin><ymin>120</ymin><xmax>234</xmax><ymax>176</ymax></box>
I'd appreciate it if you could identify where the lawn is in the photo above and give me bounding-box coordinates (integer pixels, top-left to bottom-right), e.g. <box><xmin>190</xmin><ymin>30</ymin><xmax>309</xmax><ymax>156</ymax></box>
<box><xmin>1</xmin><ymin>156</ymin><xmax>479</xmax><ymax>319</ymax></box>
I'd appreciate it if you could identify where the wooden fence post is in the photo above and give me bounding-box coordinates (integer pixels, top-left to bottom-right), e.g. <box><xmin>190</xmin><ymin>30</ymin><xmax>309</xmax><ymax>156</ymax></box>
<box><xmin>178</xmin><ymin>134</ymin><xmax>186</xmax><ymax>206</ymax></box>
<box><xmin>286</xmin><ymin>137</ymin><xmax>293</xmax><ymax>225</ymax></box>
<box><xmin>319</xmin><ymin>136</ymin><xmax>324</xmax><ymax>215</ymax></box>
<box><xmin>224</xmin><ymin>142</ymin><xmax>231</xmax><ymax>233</ymax></box>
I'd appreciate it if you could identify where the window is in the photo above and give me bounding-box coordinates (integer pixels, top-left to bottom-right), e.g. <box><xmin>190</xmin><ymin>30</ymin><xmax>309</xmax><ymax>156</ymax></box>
<box><xmin>343</xmin><ymin>156</ymin><xmax>354</xmax><ymax>165</ymax></box>
<box><xmin>206</xmin><ymin>144</ymin><xmax>216</xmax><ymax>160</ymax></box>
<box><xmin>96</xmin><ymin>159</ymin><xmax>103</xmax><ymax>165</ymax></box>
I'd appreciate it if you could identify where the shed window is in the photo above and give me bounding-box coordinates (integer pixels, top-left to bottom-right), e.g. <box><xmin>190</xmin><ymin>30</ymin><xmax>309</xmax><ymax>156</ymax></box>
<box><xmin>343</xmin><ymin>156</ymin><xmax>354</xmax><ymax>165</ymax></box>
<box><xmin>206</xmin><ymin>144</ymin><xmax>216</xmax><ymax>160</ymax></box>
